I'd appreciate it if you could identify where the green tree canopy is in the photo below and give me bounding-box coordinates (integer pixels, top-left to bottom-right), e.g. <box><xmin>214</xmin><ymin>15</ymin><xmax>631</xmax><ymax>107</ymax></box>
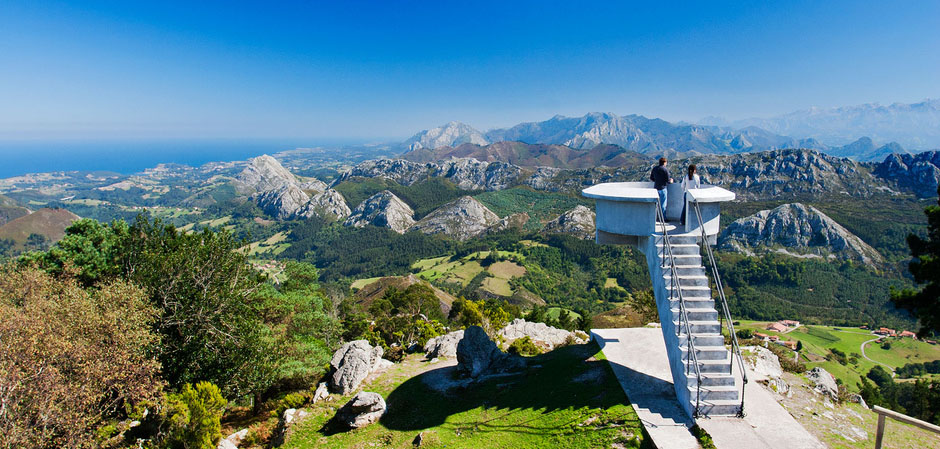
<box><xmin>892</xmin><ymin>192</ymin><xmax>940</xmax><ymax>336</ymax></box>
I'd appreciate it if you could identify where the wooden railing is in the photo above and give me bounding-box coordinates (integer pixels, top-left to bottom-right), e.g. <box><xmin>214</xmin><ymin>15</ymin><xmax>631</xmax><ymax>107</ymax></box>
<box><xmin>873</xmin><ymin>405</ymin><xmax>940</xmax><ymax>449</ymax></box>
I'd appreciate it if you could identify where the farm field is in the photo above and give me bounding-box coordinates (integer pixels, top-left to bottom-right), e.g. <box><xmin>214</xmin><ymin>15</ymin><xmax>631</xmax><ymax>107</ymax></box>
<box><xmin>412</xmin><ymin>251</ymin><xmax>526</xmax><ymax>298</ymax></box>
<box><xmin>735</xmin><ymin>321</ymin><xmax>940</xmax><ymax>389</ymax></box>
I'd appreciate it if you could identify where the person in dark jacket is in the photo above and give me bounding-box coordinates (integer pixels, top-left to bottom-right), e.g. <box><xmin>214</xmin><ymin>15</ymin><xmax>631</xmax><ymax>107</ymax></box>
<box><xmin>650</xmin><ymin>157</ymin><xmax>672</xmax><ymax>219</ymax></box>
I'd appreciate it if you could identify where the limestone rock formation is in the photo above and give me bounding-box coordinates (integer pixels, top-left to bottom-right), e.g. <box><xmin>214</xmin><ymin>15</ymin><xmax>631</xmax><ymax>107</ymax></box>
<box><xmin>334</xmin><ymin>157</ymin><xmax>524</xmax><ymax>192</ymax></box>
<box><xmin>807</xmin><ymin>367</ymin><xmax>839</xmax><ymax>401</ymax></box>
<box><xmin>541</xmin><ymin>205</ymin><xmax>596</xmax><ymax>239</ymax></box>
<box><xmin>297</xmin><ymin>189</ymin><xmax>351</xmax><ymax>221</ymax></box>
<box><xmin>312</xmin><ymin>382</ymin><xmax>330</xmax><ymax>403</ymax></box>
<box><xmin>456</xmin><ymin>326</ymin><xmax>524</xmax><ymax>378</ymax></box>
<box><xmin>344</xmin><ymin>190</ymin><xmax>415</xmax><ymax>233</ymax></box>
<box><xmin>497</xmin><ymin>319</ymin><xmax>586</xmax><ymax>351</ymax></box>
<box><xmin>272</xmin><ymin>408</ymin><xmax>310</xmax><ymax>447</ymax></box>
<box><xmin>217</xmin><ymin>429</ymin><xmax>249</xmax><ymax>449</ymax></box>
<box><xmin>335</xmin><ymin>392</ymin><xmax>387</xmax><ymax>429</ymax></box>
<box><xmin>329</xmin><ymin>340</ymin><xmax>385</xmax><ymax>395</ymax></box>
<box><xmin>874</xmin><ymin>150</ymin><xmax>940</xmax><ymax>198</ymax></box>
<box><xmin>300</xmin><ymin>178</ymin><xmax>329</xmax><ymax>194</ymax></box>
<box><xmin>718</xmin><ymin>203</ymin><xmax>883</xmax><ymax>264</ymax></box>
<box><xmin>234</xmin><ymin>155</ymin><xmax>299</xmax><ymax>195</ymax></box>
<box><xmin>410</xmin><ymin>196</ymin><xmax>501</xmax><ymax>240</ymax></box>
<box><xmin>403</xmin><ymin>121</ymin><xmax>489</xmax><ymax>151</ymax></box>
<box><xmin>256</xmin><ymin>184</ymin><xmax>310</xmax><ymax>220</ymax></box>
<box><xmin>487</xmin><ymin>212</ymin><xmax>529</xmax><ymax>234</ymax></box>
<box><xmin>424</xmin><ymin>330</ymin><xmax>465</xmax><ymax>358</ymax></box>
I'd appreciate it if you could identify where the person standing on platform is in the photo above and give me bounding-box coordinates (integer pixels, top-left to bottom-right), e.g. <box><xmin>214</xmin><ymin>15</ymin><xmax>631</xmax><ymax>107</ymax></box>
<box><xmin>680</xmin><ymin>164</ymin><xmax>701</xmax><ymax>226</ymax></box>
<box><xmin>650</xmin><ymin>157</ymin><xmax>673</xmax><ymax>220</ymax></box>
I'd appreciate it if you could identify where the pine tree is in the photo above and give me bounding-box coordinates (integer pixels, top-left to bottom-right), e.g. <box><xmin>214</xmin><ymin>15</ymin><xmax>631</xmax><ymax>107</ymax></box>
<box><xmin>892</xmin><ymin>188</ymin><xmax>940</xmax><ymax>336</ymax></box>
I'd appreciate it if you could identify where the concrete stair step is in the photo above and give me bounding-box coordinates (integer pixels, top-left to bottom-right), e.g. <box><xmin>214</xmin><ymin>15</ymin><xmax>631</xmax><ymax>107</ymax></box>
<box><xmin>686</xmin><ymin>374</ymin><xmax>737</xmax><ymax>388</ymax></box>
<box><xmin>672</xmin><ymin>320</ymin><xmax>721</xmax><ymax>334</ymax></box>
<box><xmin>670</xmin><ymin>307</ymin><xmax>719</xmax><ymax>322</ymax></box>
<box><xmin>654</xmin><ymin>235</ymin><xmax>699</xmax><ymax>245</ymax></box>
<box><xmin>694</xmin><ymin>399</ymin><xmax>744</xmax><ymax>416</ymax></box>
<box><xmin>655</xmin><ymin>243</ymin><xmax>700</xmax><ymax>255</ymax></box>
<box><xmin>668</xmin><ymin>265</ymin><xmax>707</xmax><ymax>276</ymax></box>
<box><xmin>663</xmin><ymin>274</ymin><xmax>709</xmax><ymax>287</ymax></box>
<box><xmin>689</xmin><ymin>385</ymin><xmax>740</xmax><ymax>401</ymax></box>
<box><xmin>677</xmin><ymin>333</ymin><xmax>725</xmax><ymax>347</ymax></box>
<box><xmin>679</xmin><ymin>344</ymin><xmax>728</xmax><ymax>361</ymax></box>
<box><xmin>695</xmin><ymin>358</ymin><xmax>733</xmax><ymax>374</ymax></box>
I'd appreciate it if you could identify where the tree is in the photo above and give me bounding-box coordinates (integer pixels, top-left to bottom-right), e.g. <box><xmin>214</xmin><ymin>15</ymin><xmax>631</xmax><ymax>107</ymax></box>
<box><xmin>892</xmin><ymin>190</ymin><xmax>940</xmax><ymax>335</ymax></box>
<box><xmin>0</xmin><ymin>266</ymin><xmax>162</xmax><ymax>449</ymax></box>
<box><xmin>796</xmin><ymin>340</ymin><xmax>803</xmax><ymax>352</ymax></box>
<box><xmin>25</xmin><ymin>232</ymin><xmax>48</xmax><ymax>251</ymax></box>
<box><xmin>163</xmin><ymin>382</ymin><xmax>227</xmax><ymax>449</ymax></box>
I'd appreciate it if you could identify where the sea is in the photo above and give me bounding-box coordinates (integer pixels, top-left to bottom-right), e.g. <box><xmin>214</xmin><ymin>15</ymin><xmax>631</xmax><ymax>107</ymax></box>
<box><xmin>0</xmin><ymin>138</ymin><xmax>359</xmax><ymax>178</ymax></box>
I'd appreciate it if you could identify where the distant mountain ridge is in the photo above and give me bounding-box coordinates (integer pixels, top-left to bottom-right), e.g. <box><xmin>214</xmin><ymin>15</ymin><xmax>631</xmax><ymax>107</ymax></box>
<box><xmin>702</xmin><ymin>99</ymin><xmax>940</xmax><ymax>149</ymax></box>
<box><xmin>403</xmin><ymin>110</ymin><xmax>929</xmax><ymax>162</ymax></box>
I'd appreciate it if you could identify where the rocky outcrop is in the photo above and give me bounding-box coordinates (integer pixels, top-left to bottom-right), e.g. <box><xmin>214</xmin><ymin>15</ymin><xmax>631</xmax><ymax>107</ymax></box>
<box><xmin>334</xmin><ymin>158</ymin><xmax>525</xmax><ymax>192</ymax></box>
<box><xmin>300</xmin><ymin>178</ymin><xmax>329</xmax><ymax>193</ymax></box>
<box><xmin>217</xmin><ymin>429</ymin><xmax>249</xmax><ymax>449</ymax></box>
<box><xmin>497</xmin><ymin>319</ymin><xmax>587</xmax><ymax>351</ymax></box>
<box><xmin>272</xmin><ymin>408</ymin><xmax>310</xmax><ymax>447</ymax></box>
<box><xmin>312</xmin><ymin>382</ymin><xmax>330</xmax><ymax>403</ymax></box>
<box><xmin>807</xmin><ymin>367</ymin><xmax>839</xmax><ymax>401</ymax></box>
<box><xmin>424</xmin><ymin>330</ymin><xmax>465</xmax><ymax>358</ymax></box>
<box><xmin>487</xmin><ymin>212</ymin><xmax>529</xmax><ymax>234</ymax></box>
<box><xmin>456</xmin><ymin>326</ymin><xmax>525</xmax><ymax>378</ymax></box>
<box><xmin>874</xmin><ymin>151</ymin><xmax>940</xmax><ymax>198</ymax></box>
<box><xmin>404</xmin><ymin>121</ymin><xmax>489</xmax><ymax>151</ymax></box>
<box><xmin>297</xmin><ymin>189</ymin><xmax>351</xmax><ymax>221</ymax></box>
<box><xmin>329</xmin><ymin>340</ymin><xmax>386</xmax><ymax>395</ymax></box>
<box><xmin>345</xmin><ymin>191</ymin><xmax>415</xmax><ymax>233</ymax></box>
<box><xmin>410</xmin><ymin>196</ymin><xmax>501</xmax><ymax>240</ymax></box>
<box><xmin>718</xmin><ymin>203</ymin><xmax>883</xmax><ymax>264</ymax></box>
<box><xmin>234</xmin><ymin>155</ymin><xmax>299</xmax><ymax>195</ymax></box>
<box><xmin>335</xmin><ymin>392</ymin><xmax>387</xmax><ymax>429</ymax></box>
<box><xmin>541</xmin><ymin>205</ymin><xmax>596</xmax><ymax>239</ymax></box>
<box><xmin>256</xmin><ymin>184</ymin><xmax>311</xmax><ymax>220</ymax></box>
<box><xmin>743</xmin><ymin>346</ymin><xmax>789</xmax><ymax>395</ymax></box>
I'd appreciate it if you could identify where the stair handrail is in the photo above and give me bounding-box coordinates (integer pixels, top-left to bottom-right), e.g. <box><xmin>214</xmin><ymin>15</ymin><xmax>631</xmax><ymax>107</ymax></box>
<box><xmin>691</xmin><ymin>199</ymin><xmax>747</xmax><ymax>417</ymax></box>
<box><xmin>655</xmin><ymin>198</ymin><xmax>703</xmax><ymax>417</ymax></box>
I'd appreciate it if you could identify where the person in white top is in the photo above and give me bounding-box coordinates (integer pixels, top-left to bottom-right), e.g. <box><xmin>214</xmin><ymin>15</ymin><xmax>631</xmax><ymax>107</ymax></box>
<box><xmin>680</xmin><ymin>164</ymin><xmax>701</xmax><ymax>226</ymax></box>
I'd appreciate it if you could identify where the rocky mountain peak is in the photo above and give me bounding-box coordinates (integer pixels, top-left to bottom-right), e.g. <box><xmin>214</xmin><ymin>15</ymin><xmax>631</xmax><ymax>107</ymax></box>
<box><xmin>234</xmin><ymin>154</ymin><xmax>299</xmax><ymax>194</ymax></box>
<box><xmin>297</xmin><ymin>189</ymin><xmax>352</xmax><ymax>221</ymax></box>
<box><xmin>718</xmin><ymin>203</ymin><xmax>883</xmax><ymax>264</ymax></box>
<box><xmin>344</xmin><ymin>190</ymin><xmax>415</xmax><ymax>233</ymax></box>
<box><xmin>541</xmin><ymin>205</ymin><xmax>596</xmax><ymax>240</ymax></box>
<box><xmin>403</xmin><ymin>121</ymin><xmax>489</xmax><ymax>151</ymax></box>
<box><xmin>409</xmin><ymin>196</ymin><xmax>500</xmax><ymax>240</ymax></box>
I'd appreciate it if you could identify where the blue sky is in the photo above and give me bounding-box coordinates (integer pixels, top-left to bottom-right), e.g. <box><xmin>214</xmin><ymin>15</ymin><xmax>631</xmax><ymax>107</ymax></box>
<box><xmin>1</xmin><ymin>0</ymin><xmax>938</xmax><ymax>141</ymax></box>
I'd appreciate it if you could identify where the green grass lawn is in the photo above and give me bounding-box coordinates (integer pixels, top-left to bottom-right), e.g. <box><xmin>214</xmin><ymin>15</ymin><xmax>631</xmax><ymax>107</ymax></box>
<box><xmin>736</xmin><ymin>321</ymin><xmax>940</xmax><ymax>389</ymax></box>
<box><xmin>350</xmin><ymin>277</ymin><xmax>383</xmax><ymax>290</ymax></box>
<box><xmin>283</xmin><ymin>343</ymin><xmax>650</xmax><ymax>449</ymax></box>
<box><xmin>412</xmin><ymin>252</ymin><xmax>525</xmax><ymax>295</ymax></box>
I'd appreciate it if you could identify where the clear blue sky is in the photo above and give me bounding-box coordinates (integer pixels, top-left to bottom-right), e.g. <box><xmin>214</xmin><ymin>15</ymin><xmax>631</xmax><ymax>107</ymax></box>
<box><xmin>1</xmin><ymin>0</ymin><xmax>938</xmax><ymax>141</ymax></box>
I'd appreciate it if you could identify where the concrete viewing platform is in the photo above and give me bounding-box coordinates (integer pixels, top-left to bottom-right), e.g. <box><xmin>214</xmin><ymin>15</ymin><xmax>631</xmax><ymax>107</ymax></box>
<box><xmin>593</xmin><ymin>327</ymin><xmax>825</xmax><ymax>449</ymax></box>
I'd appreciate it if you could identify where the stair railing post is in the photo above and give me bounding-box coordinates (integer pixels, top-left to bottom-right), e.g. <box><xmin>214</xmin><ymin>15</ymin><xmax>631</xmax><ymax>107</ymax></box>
<box><xmin>656</xmin><ymin>197</ymin><xmax>703</xmax><ymax>417</ymax></box>
<box><xmin>693</xmin><ymin>199</ymin><xmax>748</xmax><ymax>417</ymax></box>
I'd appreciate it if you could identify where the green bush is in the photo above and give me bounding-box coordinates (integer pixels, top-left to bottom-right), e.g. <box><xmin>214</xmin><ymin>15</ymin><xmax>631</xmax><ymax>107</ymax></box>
<box><xmin>165</xmin><ymin>382</ymin><xmax>227</xmax><ymax>449</ymax></box>
<box><xmin>270</xmin><ymin>391</ymin><xmax>310</xmax><ymax>418</ymax></box>
<box><xmin>736</xmin><ymin>328</ymin><xmax>754</xmax><ymax>339</ymax></box>
<box><xmin>507</xmin><ymin>336</ymin><xmax>541</xmax><ymax>357</ymax></box>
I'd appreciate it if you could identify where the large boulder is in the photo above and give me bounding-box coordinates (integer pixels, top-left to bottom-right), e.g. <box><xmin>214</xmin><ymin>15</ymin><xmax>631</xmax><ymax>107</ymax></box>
<box><xmin>456</xmin><ymin>326</ymin><xmax>524</xmax><ymax>378</ymax></box>
<box><xmin>217</xmin><ymin>429</ymin><xmax>248</xmax><ymax>449</ymax></box>
<box><xmin>335</xmin><ymin>392</ymin><xmax>387</xmax><ymax>429</ymax></box>
<box><xmin>742</xmin><ymin>346</ymin><xmax>783</xmax><ymax>380</ymax></box>
<box><xmin>807</xmin><ymin>367</ymin><xmax>839</xmax><ymax>400</ymax></box>
<box><xmin>424</xmin><ymin>330</ymin><xmax>464</xmax><ymax>358</ymax></box>
<box><xmin>329</xmin><ymin>340</ymin><xmax>385</xmax><ymax>395</ymax></box>
<box><xmin>497</xmin><ymin>319</ymin><xmax>585</xmax><ymax>350</ymax></box>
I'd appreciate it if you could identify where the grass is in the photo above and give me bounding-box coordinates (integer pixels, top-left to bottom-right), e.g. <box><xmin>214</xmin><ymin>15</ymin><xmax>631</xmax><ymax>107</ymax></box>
<box><xmin>283</xmin><ymin>343</ymin><xmax>650</xmax><ymax>449</ymax></box>
<box><xmin>350</xmin><ymin>277</ymin><xmax>383</xmax><ymax>290</ymax></box>
<box><xmin>412</xmin><ymin>252</ymin><xmax>526</xmax><ymax>297</ymax></box>
<box><xmin>547</xmin><ymin>307</ymin><xmax>582</xmax><ymax>320</ymax></box>
<box><xmin>474</xmin><ymin>188</ymin><xmax>590</xmax><ymax>231</ymax></box>
<box><xmin>736</xmin><ymin>321</ymin><xmax>940</xmax><ymax>389</ymax></box>
<box><xmin>604</xmin><ymin>278</ymin><xmax>626</xmax><ymax>290</ymax></box>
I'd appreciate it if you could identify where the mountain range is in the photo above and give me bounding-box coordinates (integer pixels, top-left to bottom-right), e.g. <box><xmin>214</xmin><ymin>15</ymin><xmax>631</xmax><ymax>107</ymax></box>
<box><xmin>402</xmin><ymin>101</ymin><xmax>940</xmax><ymax>162</ymax></box>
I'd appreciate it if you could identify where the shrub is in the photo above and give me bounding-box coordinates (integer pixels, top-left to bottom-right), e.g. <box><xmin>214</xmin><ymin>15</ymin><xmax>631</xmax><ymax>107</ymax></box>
<box><xmin>507</xmin><ymin>336</ymin><xmax>541</xmax><ymax>357</ymax></box>
<box><xmin>269</xmin><ymin>391</ymin><xmax>310</xmax><ymax>418</ymax></box>
<box><xmin>165</xmin><ymin>382</ymin><xmax>227</xmax><ymax>449</ymax></box>
<box><xmin>736</xmin><ymin>328</ymin><xmax>754</xmax><ymax>339</ymax></box>
<box><xmin>764</xmin><ymin>343</ymin><xmax>806</xmax><ymax>373</ymax></box>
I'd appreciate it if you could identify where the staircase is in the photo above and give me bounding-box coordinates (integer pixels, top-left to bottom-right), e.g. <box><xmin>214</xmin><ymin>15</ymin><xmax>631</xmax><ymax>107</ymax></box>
<box><xmin>651</xmin><ymin>233</ymin><xmax>743</xmax><ymax>417</ymax></box>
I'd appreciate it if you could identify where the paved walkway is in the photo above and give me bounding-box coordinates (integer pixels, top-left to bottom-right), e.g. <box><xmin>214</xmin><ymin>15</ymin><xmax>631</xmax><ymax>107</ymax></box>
<box><xmin>860</xmin><ymin>337</ymin><xmax>896</xmax><ymax>374</ymax></box>
<box><xmin>593</xmin><ymin>328</ymin><xmax>825</xmax><ymax>449</ymax></box>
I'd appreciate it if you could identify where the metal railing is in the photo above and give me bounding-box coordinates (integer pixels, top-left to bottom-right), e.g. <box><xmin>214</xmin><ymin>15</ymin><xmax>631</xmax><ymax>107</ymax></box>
<box><xmin>873</xmin><ymin>405</ymin><xmax>940</xmax><ymax>449</ymax></box>
<box><xmin>655</xmin><ymin>197</ymin><xmax>703</xmax><ymax>417</ymax></box>
<box><xmin>691</xmin><ymin>199</ymin><xmax>747</xmax><ymax>417</ymax></box>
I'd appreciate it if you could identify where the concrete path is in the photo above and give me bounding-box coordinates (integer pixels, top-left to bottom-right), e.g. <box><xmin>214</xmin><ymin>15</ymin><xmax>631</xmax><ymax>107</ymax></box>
<box><xmin>593</xmin><ymin>327</ymin><xmax>825</xmax><ymax>449</ymax></box>
<box><xmin>860</xmin><ymin>337</ymin><xmax>896</xmax><ymax>373</ymax></box>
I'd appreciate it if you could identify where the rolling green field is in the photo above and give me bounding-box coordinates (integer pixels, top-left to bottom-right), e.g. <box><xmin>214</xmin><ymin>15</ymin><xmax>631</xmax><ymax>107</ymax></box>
<box><xmin>412</xmin><ymin>251</ymin><xmax>526</xmax><ymax>297</ymax></box>
<box><xmin>736</xmin><ymin>321</ymin><xmax>940</xmax><ymax>388</ymax></box>
<box><xmin>474</xmin><ymin>188</ymin><xmax>590</xmax><ymax>230</ymax></box>
<box><xmin>283</xmin><ymin>343</ymin><xmax>650</xmax><ymax>449</ymax></box>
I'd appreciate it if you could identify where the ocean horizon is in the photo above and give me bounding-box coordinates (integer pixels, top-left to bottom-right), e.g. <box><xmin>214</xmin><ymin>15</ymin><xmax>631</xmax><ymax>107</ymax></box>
<box><xmin>0</xmin><ymin>138</ymin><xmax>362</xmax><ymax>178</ymax></box>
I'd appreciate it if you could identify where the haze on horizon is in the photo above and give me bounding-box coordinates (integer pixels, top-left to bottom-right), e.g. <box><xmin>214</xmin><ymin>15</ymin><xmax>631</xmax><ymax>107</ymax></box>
<box><xmin>1</xmin><ymin>0</ymin><xmax>938</xmax><ymax>142</ymax></box>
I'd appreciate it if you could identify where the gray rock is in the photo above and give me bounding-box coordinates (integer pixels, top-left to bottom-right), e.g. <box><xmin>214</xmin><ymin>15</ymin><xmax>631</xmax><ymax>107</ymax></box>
<box><xmin>410</xmin><ymin>196</ymin><xmax>501</xmax><ymax>240</ymax></box>
<box><xmin>297</xmin><ymin>189</ymin><xmax>352</xmax><ymax>221</ymax></box>
<box><xmin>541</xmin><ymin>205</ymin><xmax>596</xmax><ymax>240</ymax></box>
<box><xmin>272</xmin><ymin>408</ymin><xmax>310</xmax><ymax>447</ymax></box>
<box><xmin>874</xmin><ymin>151</ymin><xmax>940</xmax><ymax>198</ymax></box>
<box><xmin>487</xmin><ymin>212</ymin><xmax>530</xmax><ymax>234</ymax></box>
<box><xmin>256</xmin><ymin>184</ymin><xmax>310</xmax><ymax>220</ymax></box>
<box><xmin>345</xmin><ymin>190</ymin><xmax>415</xmax><ymax>233</ymax></box>
<box><xmin>807</xmin><ymin>367</ymin><xmax>839</xmax><ymax>401</ymax></box>
<box><xmin>312</xmin><ymin>382</ymin><xmax>329</xmax><ymax>403</ymax></box>
<box><xmin>497</xmin><ymin>319</ymin><xmax>584</xmax><ymax>350</ymax></box>
<box><xmin>742</xmin><ymin>346</ymin><xmax>783</xmax><ymax>380</ymax></box>
<box><xmin>300</xmin><ymin>178</ymin><xmax>329</xmax><ymax>193</ymax></box>
<box><xmin>456</xmin><ymin>326</ymin><xmax>525</xmax><ymax>378</ymax></box>
<box><xmin>329</xmin><ymin>340</ymin><xmax>385</xmax><ymax>395</ymax></box>
<box><xmin>718</xmin><ymin>203</ymin><xmax>883</xmax><ymax>264</ymax></box>
<box><xmin>217</xmin><ymin>428</ymin><xmax>249</xmax><ymax>449</ymax></box>
<box><xmin>424</xmin><ymin>330</ymin><xmax>465</xmax><ymax>358</ymax></box>
<box><xmin>404</xmin><ymin>121</ymin><xmax>489</xmax><ymax>151</ymax></box>
<box><xmin>335</xmin><ymin>392</ymin><xmax>386</xmax><ymax>429</ymax></box>
<box><xmin>234</xmin><ymin>154</ymin><xmax>299</xmax><ymax>195</ymax></box>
